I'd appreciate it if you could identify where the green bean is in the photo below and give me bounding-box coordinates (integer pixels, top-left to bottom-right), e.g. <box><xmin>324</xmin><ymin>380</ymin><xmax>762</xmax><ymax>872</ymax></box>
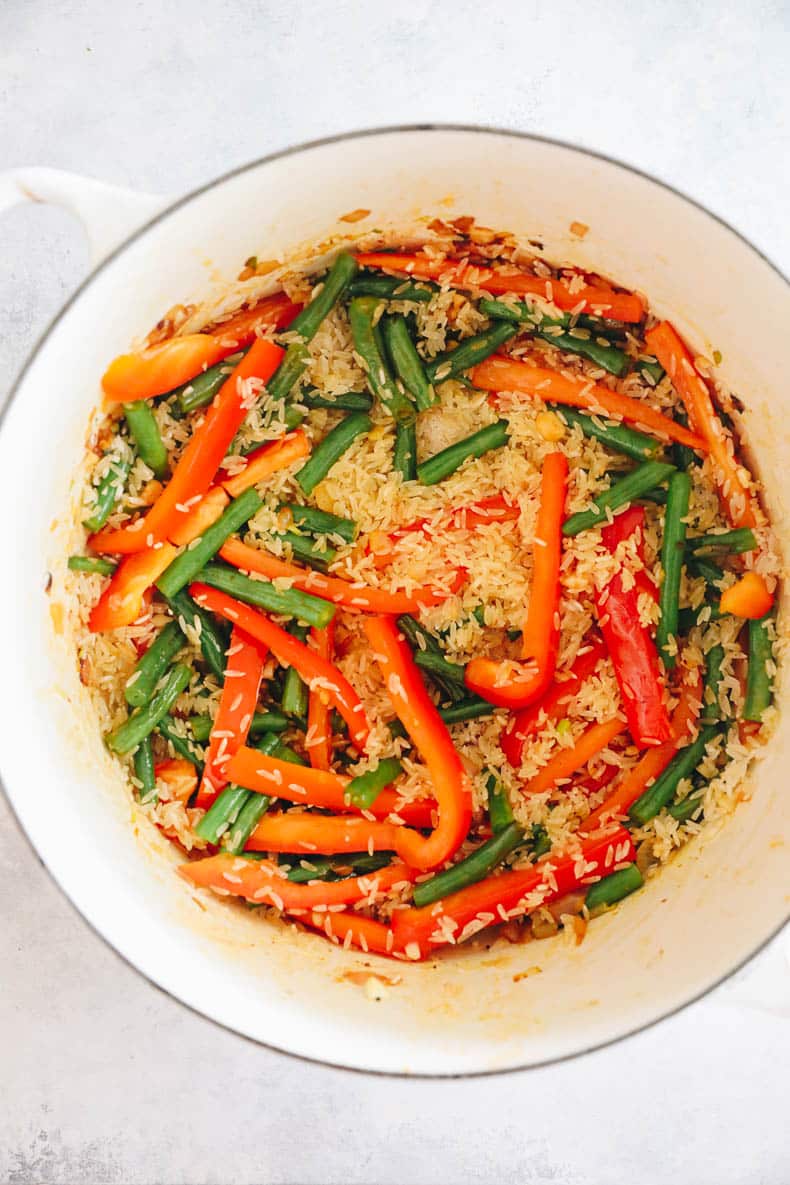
<box><xmin>67</xmin><ymin>555</ymin><xmax>116</xmax><ymax>576</ymax></box>
<box><xmin>413</xmin><ymin>822</ymin><xmax>525</xmax><ymax>907</ymax></box>
<box><xmin>175</xmin><ymin>355</ymin><xmax>243</xmax><ymax>414</ymax></box>
<box><xmin>265</xmin><ymin>342</ymin><xmax>311</xmax><ymax>404</ymax></box>
<box><xmin>668</xmin><ymin>791</ymin><xmax>705</xmax><ymax>822</ymax></box>
<box><xmin>382</xmin><ymin>316</ymin><xmax>436</xmax><ymax>410</ymax></box>
<box><xmin>280</xmin><ymin>503</ymin><xmax>357</xmax><ymax>543</ymax></box>
<box><xmin>487</xmin><ymin>772</ymin><xmax>514</xmax><ymax>833</ymax></box>
<box><xmin>106</xmin><ymin>663</ymin><xmax>192</xmax><ymax>755</ymax></box>
<box><xmin>550</xmin><ymin>405</ymin><xmax>662</xmax><ymax>462</ymax></box>
<box><xmin>687</xmin><ymin>555</ymin><xmax>725</xmax><ymax>587</ymax></box>
<box><xmin>194</xmin><ymin>785</ymin><xmax>250</xmax><ymax>844</ymax></box>
<box><xmin>274</xmin><ymin>530</ymin><xmax>336</xmax><ymax>572</ymax></box>
<box><xmin>387</xmin><ymin>695</ymin><xmax>494</xmax><ymax>739</ymax></box>
<box><xmin>281</xmin><ymin>623</ymin><xmax>309</xmax><ymax>721</ymax></box>
<box><xmin>347</xmin><ymin>757</ymin><xmax>404</xmax><ymax>809</ymax></box>
<box><xmin>417</xmin><ymin>420</ymin><xmax>510</xmax><ymax>486</ymax></box>
<box><xmin>223</xmin><ymin>792</ymin><xmax>272</xmax><ymax>854</ymax></box>
<box><xmin>397</xmin><ymin>615</ymin><xmax>467</xmax><ymax>703</ymax></box>
<box><xmin>562</xmin><ymin>460</ymin><xmax>676</xmax><ymax>537</ymax></box>
<box><xmin>657</xmin><ymin>470</ymin><xmax>691</xmax><ymax>670</ymax></box>
<box><xmin>266</xmin><ymin>737</ymin><xmax>308</xmax><ymax>765</ymax></box>
<box><xmin>189</xmin><ymin>709</ymin><xmax>288</xmax><ymax>743</ymax></box>
<box><xmin>165</xmin><ymin>589</ymin><xmax>228</xmax><ymax>682</ymax></box>
<box><xmin>638</xmin><ymin>487</ymin><xmax>668</xmax><ymax>505</ymax></box>
<box><xmin>195</xmin><ymin>563</ymin><xmax>335</xmax><ymax>630</ymax></box>
<box><xmin>677</xmin><ymin>602</ymin><xmax>721</xmax><ymax>634</ymax></box>
<box><xmin>289</xmin><ymin>252</ymin><xmax>358</xmax><ymax>342</ymax></box>
<box><xmin>426</xmin><ymin>322</ymin><xmax>517</xmax><ymax>383</ymax></box>
<box><xmin>393</xmin><ymin>418</ymin><xmax>417</xmax><ymax>481</ymax></box>
<box><xmin>299</xmin><ymin>389</ymin><xmax>373</xmax><ymax>413</ymax></box>
<box><xmin>83</xmin><ymin>448</ymin><xmax>132</xmax><ymax>533</ymax></box>
<box><xmin>348</xmin><ymin>297</ymin><xmax>416</xmax><ymax>422</ymax></box>
<box><xmin>669</xmin><ymin>407</ymin><xmax>697</xmax><ymax>472</ymax></box>
<box><xmin>156</xmin><ymin>715</ymin><xmax>204</xmax><ymax>771</ymax></box>
<box><xmin>124</xmin><ymin>621</ymin><xmax>185</xmax><ymax>708</ymax></box>
<box><xmin>347</xmin><ymin>273</ymin><xmax>436</xmax><ymax>303</ymax></box>
<box><xmin>744</xmin><ymin>612</ymin><xmax>774</xmax><ymax>722</ymax></box>
<box><xmin>157</xmin><ymin>488</ymin><xmax>262</xmax><ymax>599</ymax></box>
<box><xmin>629</xmin><ymin>724</ymin><xmax>720</xmax><ymax>825</ymax></box>
<box><xmin>295</xmin><ymin>412</ymin><xmax>372</xmax><ymax>496</ymax></box>
<box><xmin>282</xmin><ymin>851</ymin><xmax>393</xmax><ymax>883</ymax></box>
<box><xmin>584</xmin><ymin>863</ymin><xmax>643</xmax><ymax>913</ymax></box>
<box><xmin>701</xmin><ymin>643</ymin><xmax>726</xmax><ymax>722</ymax></box>
<box><xmin>637</xmin><ymin>357</ymin><xmax>665</xmax><ymax>386</ymax></box>
<box><xmin>529</xmin><ymin>823</ymin><xmax>551</xmax><ymax>859</ymax></box>
<box><xmin>687</xmin><ymin>528</ymin><xmax>757</xmax><ymax>556</ymax></box>
<box><xmin>478</xmin><ymin>300</ymin><xmax>629</xmax><ymax>376</ymax></box>
<box><xmin>133</xmin><ymin>736</ymin><xmax>157</xmax><ymax>804</ymax></box>
<box><xmin>123</xmin><ymin>401</ymin><xmax>169</xmax><ymax>480</ymax></box>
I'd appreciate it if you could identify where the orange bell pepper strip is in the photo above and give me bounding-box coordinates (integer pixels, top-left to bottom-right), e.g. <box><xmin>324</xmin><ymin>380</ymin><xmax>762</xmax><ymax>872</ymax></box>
<box><xmin>364</xmin><ymin>615</ymin><xmax>473</xmax><ymax>871</ymax></box>
<box><xmin>392</xmin><ymin>826</ymin><xmax>635</xmax><ymax>958</ymax></box>
<box><xmin>218</xmin><ymin>430</ymin><xmax>310</xmax><ymax>499</ymax></box>
<box><xmin>465</xmin><ymin>452</ymin><xmax>567</xmax><ymax>709</ymax></box>
<box><xmin>719</xmin><ymin>571</ymin><xmax>773</xmax><ymax>620</ymax></box>
<box><xmin>474</xmin><ymin>356</ymin><xmax>706</xmax><ymax>452</ymax></box>
<box><xmin>645</xmin><ymin>321</ymin><xmax>758</xmax><ymax>528</ymax></box>
<box><xmin>227</xmin><ymin>746</ymin><xmax>437</xmax><ymax>828</ymax></box>
<box><xmin>500</xmin><ymin>637</ymin><xmax>607</xmax><ymax>767</ymax></box>
<box><xmin>167</xmin><ymin>485</ymin><xmax>230</xmax><ymax>546</ymax></box>
<box><xmin>581</xmin><ymin>665</ymin><xmax>703</xmax><ymax>831</ymax></box>
<box><xmin>179</xmin><ymin>852</ymin><xmax>416</xmax><ymax>910</ymax></box>
<box><xmin>90</xmin><ymin>339</ymin><xmax>284</xmax><ymax>554</ymax></box>
<box><xmin>218</xmin><ymin>536</ymin><xmax>467</xmax><ymax>614</ymax></box>
<box><xmin>354</xmin><ymin>252</ymin><xmax>646</xmax><ymax>322</ymax></box>
<box><xmin>596</xmin><ymin>508</ymin><xmax>671</xmax><ymax>747</ymax></box>
<box><xmin>189</xmin><ymin>584</ymin><xmax>370</xmax><ymax>751</ymax></box>
<box><xmin>366</xmin><ymin>494</ymin><xmax>519</xmax><ymax>568</ymax></box>
<box><xmin>154</xmin><ymin>759</ymin><xmax>199</xmax><ymax>804</ymax></box>
<box><xmin>246</xmin><ymin>813</ymin><xmax>401</xmax><ymax>855</ymax></box>
<box><xmin>196</xmin><ymin>627</ymin><xmax>268</xmax><ymax>808</ymax></box>
<box><xmin>102</xmin><ymin>335</ymin><xmax>238</xmax><ymax>404</ymax></box>
<box><xmin>306</xmin><ymin>620</ymin><xmax>336</xmax><ymax>770</ymax></box>
<box><xmin>522</xmin><ymin>717</ymin><xmax>627</xmax><ymax>796</ymax></box>
<box><xmin>89</xmin><ymin>543</ymin><xmax>178</xmax><ymax>631</ymax></box>
<box><xmin>304</xmin><ymin>910</ymin><xmax>397</xmax><ymax>956</ymax></box>
<box><xmin>207</xmin><ymin>291</ymin><xmax>302</xmax><ymax>349</ymax></box>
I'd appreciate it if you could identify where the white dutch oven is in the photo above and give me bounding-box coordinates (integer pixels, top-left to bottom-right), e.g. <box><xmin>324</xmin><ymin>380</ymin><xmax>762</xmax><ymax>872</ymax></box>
<box><xmin>1</xmin><ymin>127</ymin><xmax>788</xmax><ymax>1076</ymax></box>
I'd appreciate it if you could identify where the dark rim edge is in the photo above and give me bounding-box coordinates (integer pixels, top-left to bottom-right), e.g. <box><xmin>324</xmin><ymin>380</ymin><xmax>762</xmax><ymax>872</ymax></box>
<box><xmin>1</xmin><ymin>122</ymin><xmax>789</xmax><ymax>1080</ymax></box>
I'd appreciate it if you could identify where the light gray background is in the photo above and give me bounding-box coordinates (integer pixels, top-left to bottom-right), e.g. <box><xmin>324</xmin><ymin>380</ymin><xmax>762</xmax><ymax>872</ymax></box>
<box><xmin>1</xmin><ymin>2</ymin><xmax>789</xmax><ymax>1183</ymax></box>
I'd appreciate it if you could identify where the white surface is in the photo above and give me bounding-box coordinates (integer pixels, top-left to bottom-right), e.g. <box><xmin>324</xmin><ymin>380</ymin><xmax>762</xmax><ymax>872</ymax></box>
<box><xmin>1</xmin><ymin>1</ymin><xmax>789</xmax><ymax>1181</ymax></box>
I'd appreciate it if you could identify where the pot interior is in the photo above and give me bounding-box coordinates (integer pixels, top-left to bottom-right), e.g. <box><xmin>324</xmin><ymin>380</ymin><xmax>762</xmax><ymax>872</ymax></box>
<box><xmin>1</xmin><ymin>129</ymin><xmax>788</xmax><ymax>1074</ymax></box>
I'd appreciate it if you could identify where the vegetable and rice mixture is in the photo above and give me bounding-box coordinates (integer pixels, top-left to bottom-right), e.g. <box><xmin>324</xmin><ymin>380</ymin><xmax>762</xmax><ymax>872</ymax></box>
<box><xmin>67</xmin><ymin>223</ymin><xmax>781</xmax><ymax>960</ymax></box>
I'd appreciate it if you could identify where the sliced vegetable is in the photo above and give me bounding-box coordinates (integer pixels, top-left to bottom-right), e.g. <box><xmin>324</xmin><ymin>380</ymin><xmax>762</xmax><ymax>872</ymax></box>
<box><xmin>125</xmin><ymin>621</ymin><xmax>185</xmax><ymax>708</ymax></box>
<box><xmin>413</xmin><ymin>821</ymin><xmax>525</xmax><ymax>908</ymax></box>
<box><xmin>123</xmin><ymin>400</ymin><xmax>169</xmax><ymax>479</ymax></box>
<box><xmin>219</xmin><ymin>430</ymin><xmax>310</xmax><ymax>499</ymax></box>
<box><xmin>272</xmin><ymin>530</ymin><xmax>336</xmax><ymax>572</ymax></box>
<box><xmin>382</xmin><ymin>316</ymin><xmax>435</xmax><ymax>410</ymax></box>
<box><xmin>280</xmin><ymin>623</ymin><xmax>309</xmax><ymax>722</ymax></box>
<box><xmin>478</xmin><ymin>298</ymin><xmax>629</xmax><ymax>375</ymax></box>
<box><xmin>487</xmin><ymin>774</ymin><xmax>515</xmax><ymax>833</ymax></box>
<box><xmin>656</xmin><ymin>471</ymin><xmax>691</xmax><ymax>669</ymax></box>
<box><xmin>719</xmin><ymin>571</ymin><xmax>773</xmax><ymax>620</ymax></box>
<box><xmin>289</xmin><ymin>252</ymin><xmax>358</xmax><ymax>342</ymax></box>
<box><xmin>295</xmin><ymin>412</ymin><xmax>372</xmax><ymax>496</ymax></box>
<box><xmin>195</xmin><ymin>562</ymin><xmax>336</xmax><ymax>630</ymax></box>
<box><xmin>564</xmin><ymin>460</ymin><xmax>675</xmax><ymax>537</ymax></box>
<box><xmin>473</xmin><ymin>357</ymin><xmax>705</xmax><ymax>451</ymax></box>
<box><xmin>247</xmin><ymin>813</ymin><xmax>400</xmax><ymax>855</ymax></box>
<box><xmin>701</xmin><ymin>643</ymin><xmax>726</xmax><ymax>722</ymax></box>
<box><xmin>523</xmin><ymin>717</ymin><xmax>626</xmax><ymax>796</ymax></box>
<box><xmin>175</xmin><ymin>356</ymin><xmax>242</xmax><ymax>415</ymax></box>
<box><xmin>367</xmin><ymin>494</ymin><xmax>518</xmax><ymax>567</ymax></box>
<box><xmin>106</xmin><ymin>663</ymin><xmax>192</xmax><ymax>755</ymax></box>
<box><xmin>306</xmin><ymin>619</ymin><xmax>336</xmax><ymax>771</ymax></box>
<box><xmin>397</xmin><ymin>615</ymin><xmax>467</xmax><ymax>703</ymax></box>
<box><xmin>426</xmin><ymin>322</ymin><xmax>517</xmax><ymax>383</ymax></box>
<box><xmin>347</xmin><ymin>758</ymin><xmax>404</xmax><ymax>810</ymax></box>
<box><xmin>687</xmin><ymin>528</ymin><xmax>757</xmax><ymax>555</ymax></box>
<box><xmin>157</xmin><ymin>715</ymin><xmax>204</xmax><ymax>770</ymax></box>
<box><xmin>68</xmin><ymin>555</ymin><xmax>116</xmax><ymax>576</ymax></box>
<box><xmin>550</xmin><ymin>405</ymin><xmax>662</xmax><ymax>462</ymax></box>
<box><xmin>348</xmin><ymin>273</ymin><xmax>436</xmax><ymax>303</ymax></box>
<box><xmin>194</xmin><ymin>785</ymin><xmax>251</xmax><ymax>844</ymax></box>
<box><xmin>102</xmin><ymin>334</ymin><xmax>237</xmax><ymax>403</ymax></box>
<box><xmin>89</xmin><ymin>543</ymin><xmax>177</xmax><ymax>632</ymax></box>
<box><xmin>133</xmin><ymin>736</ymin><xmax>157</xmax><ymax>804</ymax></box>
<box><xmin>300</xmin><ymin>389</ymin><xmax>373</xmax><ymax>413</ymax></box>
<box><xmin>348</xmin><ymin>297</ymin><xmax>416</xmax><ymax>422</ymax></box>
<box><xmin>280</xmin><ymin>503</ymin><xmax>357</xmax><ymax>544</ymax></box>
<box><xmin>156</xmin><ymin>488</ymin><xmax>262</xmax><ymax>599</ymax></box>
<box><xmin>417</xmin><ymin>420</ymin><xmax>509</xmax><ymax>485</ymax></box>
<box><xmin>197</xmin><ymin>627</ymin><xmax>268</xmax><ymax>807</ymax></box>
<box><xmin>585</xmin><ymin>863</ymin><xmax>643</xmax><ymax>912</ymax></box>
<box><xmin>393</xmin><ymin>418</ymin><xmax>417</xmax><ymax>481</ymax></box>
<box><xmin>166</xmin><ymin>588</ymin><xmax>228</xmax><ymax>682</ymax></box>
<box><xmin>223</xmin><ymin>792</ymin><xmax>273</xmax><ymax>856</ymax></box>
<box><xmin>744</xmin><ymin>613</ymin><xmax>774</xmax><ymax>723</ymax></box>
<box><xmin>83</xmin><ymin>448</ymin><xmax>132</xmax><ymax>534</ymax></box>
<box><xmin>629</xmin><ymin>723</ymin><xmax>720</xmax><ymax>825</ymax></box>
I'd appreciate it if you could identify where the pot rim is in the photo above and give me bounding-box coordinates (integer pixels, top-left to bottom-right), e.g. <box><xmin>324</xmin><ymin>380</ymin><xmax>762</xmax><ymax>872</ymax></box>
<box><xmin>2</xmin><ymin>122</ymin><xmax>788</xmax><ymax>1078</ymax></box>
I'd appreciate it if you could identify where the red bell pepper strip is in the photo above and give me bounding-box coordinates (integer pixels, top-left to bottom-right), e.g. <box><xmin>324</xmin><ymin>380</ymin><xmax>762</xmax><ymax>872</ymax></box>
<box><xmin>465</xmin><ymin>452</ymin><xmax>567</xmax><ymax>709</ymax></box>
<box><xmin>363</xmin><ymin>615</ymin><xmax>473</xmax><ymax>871</ymax></box>
<box><xmin>392</xmin><ymin>825</ymin><xmax>635</xmax><ymax>958</ymax></box>
<box><xmin>596</xmin><ymin>510</ymin><xmax>671</xmax><ymax>747</ymax></box>
<box><xmin>719</xmin><ymin>571</ymin><xmax>773</xmax><ymax>620</ymax></box>
<box><xmin>246</xmin><ymin>813</ymin><xmax>401</xmax><ymax>855</ymax></box>
<box><xmin>219</xmin><ymin>537</ymin><xmax>467</xmax><ymax>614</ymax></box>
<box><xmin>179</xmin><ymin>852</ymin><xmax>416</xmax><ymax>910</ymax></box>
<box><xmin>522</xmin><ymin>717</ymin><xmax>627</xmax><ymax>796</ymax></box>
<box><xmin>366</xmin><ymin>494</ymin><xmax>519</xmax><ymax>569</ymax></box>
<box><xmin>304</xmin><ymin>910</ymin><xmax>397</xmax><ymax>956</ymax></box>
<box><xmin>645</xmin><ymin>321</ymin><xmax>758</xmax><ymax>528</ymax></box>
<box><xmin>219</xmin><ymin>430</ymin><xmax>310</xmax><ymax>499</ymax></box>
<box><xmin>196</xmin><ymin>627</ymin><xmax>268</xmax><ymax>808</ymax></box>
<box><xmin>306</xmin><ymin>620</ymin><xmax>336</xmax><ymax>770</ymax></box>
<box><xmin>227</xmin><ymin>746</ymin><xmax>437</xmax><ymax>828</ymax></box>
<box><xmin>354</xmin><ymin>252</ymin><xmax>646</xmax><ymax>322</ymax></box>
<box><xmin>90</xmin><ymin>338</ymin><xmax>284</xmax><ymax>553</ymax></box>
<box><xmin>500</xmin><ymin>637</ymin><xmax>607</xmax><ymax>767</ymax></box>
<box><xmin>474</xmin><ymin>356</ymin><xmax>706</xmax><ymax>452</ymax></box>
<box><xmin>581</xmin><ymin>664</ymin><xmax>702</xmax><ymax>831</ymax></box>
<box><xmin>598</xmin><ymin>505</ymin><xmax>659</xmax><ymax>607</ymax></box>
<box><xmin>189</xmin><ymin>584</ymin><xmax>370</xmax><ymax>751</ymax></box>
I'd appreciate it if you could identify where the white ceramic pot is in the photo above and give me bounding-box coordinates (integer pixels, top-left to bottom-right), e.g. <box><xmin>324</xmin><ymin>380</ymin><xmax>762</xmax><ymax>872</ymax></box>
<box><xmin>1</xmin><ymin>128</ymin><xmax>788</xmax><ymax>1076</ymax></box>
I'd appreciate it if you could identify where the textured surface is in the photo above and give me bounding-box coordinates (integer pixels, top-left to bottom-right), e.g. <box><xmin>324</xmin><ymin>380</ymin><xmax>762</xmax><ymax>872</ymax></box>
<box><xmin>1</xmin><ymin>1</ymin><xmax>790</xmax><ymax>1182</ymax></box>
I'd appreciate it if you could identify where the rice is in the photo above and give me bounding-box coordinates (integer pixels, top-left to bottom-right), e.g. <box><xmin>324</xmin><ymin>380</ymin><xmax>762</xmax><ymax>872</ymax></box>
<box><xmin>64</xmin><ymin>222</ymin><xmax>782</xmax><ymax>958</ymax></box>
